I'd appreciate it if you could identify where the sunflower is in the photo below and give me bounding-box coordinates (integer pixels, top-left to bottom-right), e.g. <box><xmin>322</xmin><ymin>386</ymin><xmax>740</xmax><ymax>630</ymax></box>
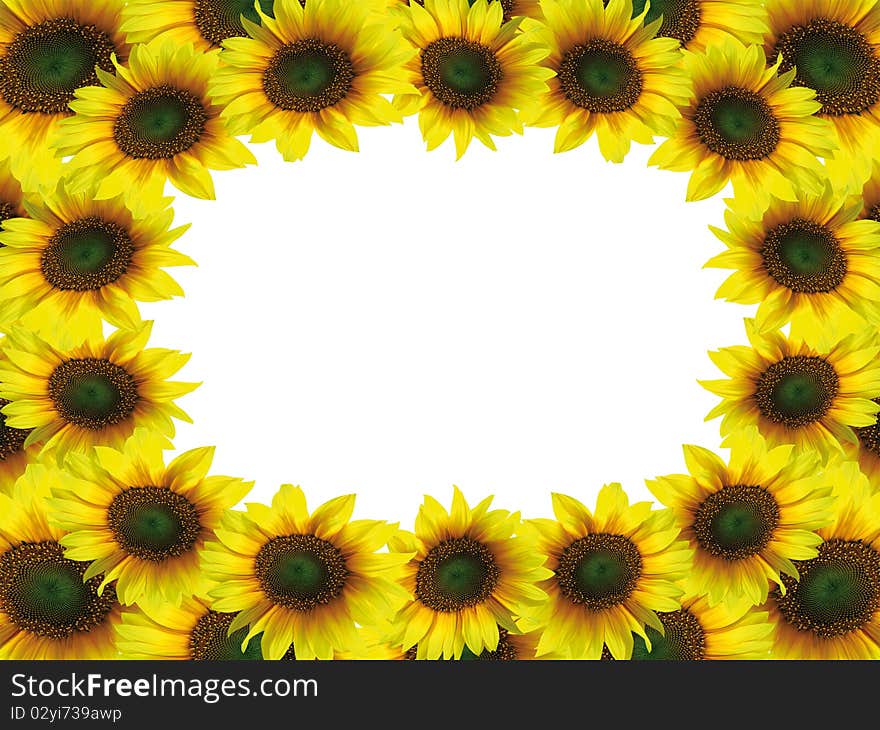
<box><xmin>629</xmin><ymin>0</ymin><xmax>767</xmax><ymax>52</ymax></box>
<box><xmin>647</xmin><ymin>427</ymin><xmax>835</xmax><ymax>606</ymax></box>
<box><xmin>0</xmin><ymin>465</ymin><xmax>122</xmax><ymax>659</ymax></box>
<box><xmin>764</xmin><ymin>0</ymin><xmax>880</xmax><ymax>191</ymax></box>
<box><xmin>394</xmin><ymin>0</ymin><xmax>552</xmax><ymax>159</ymax></box>
<box><xmin>518</xmin><ymin>483</ymin><xmax>692</xmax><ymax>659</ymax></box>
<box><xmin>387</xmin><ymin>487</ymin><xmax>548</xmax><ymax>660</ymax></box>
<box><xmin>701</xmin><ymin>319</ymin><xmax>880</xmax><ymax>457</ymax></box>
<box><xmin>520</xmin><ymin>0</ymin><xmax>687</xmax><ymax>162</ymax></box>
<box><xmin>0</xmin><ymin>160</ymin><xmax>26</xmax><ymax>232</ymax></box>
<box><xmin>764</xmin><ymin>461</ymin><xmax>880</xmax><ymax>659</ymax></box>
<box><xmin>705</xmin><ymin>183</ymin><xmax>880</xmax><ymax>337</ymax></box>
<box><xmin>0</xmin><ymin>0</ymin><xmax>129</xmax><ymax>190</ymax></box>
<box><xmin>211</xmin><ymin>0</ymin><xmax>414</xmax><ymax>163</ymax></box>
<box><xmin>53</xmin><ymin>39</ymin><xmax>256</xmax><ymax>208</ymax></box>
<box><xmin>607</xmin><ymin>593</ymin><xmax>773</xmax><ymax>659</ymax></box>
<box><xmin>0</xmin><ymin>182</ymin><xmax>193</xmax><ymax>339</ymax></box>
<box><xmin>203</xmin><ymin>484</ymin><xmax>409</xmax><ymax>660</ymax></box>
<box><xmin>649</xmin><ymin>37</ymin><xmax>834</xmax><ymax>207</ymax></box>
<box><xmin>48</xmin><ymin>429</ymin><xmax>251</xmax><ymax>607</ymax></box>
<box><xmin>122</xmin><ymin>0</ymin><xmax>277</xmax><ymax>52</ymax></box>
<box><xmin>116</xmin><ymin>594</ymin><xmax>316</xmax><ymax>660</ymax></box>
<box><xmin>0</xmin><ymin>322</ymin><xmax>197</xmax><ymax>464</ymax></box>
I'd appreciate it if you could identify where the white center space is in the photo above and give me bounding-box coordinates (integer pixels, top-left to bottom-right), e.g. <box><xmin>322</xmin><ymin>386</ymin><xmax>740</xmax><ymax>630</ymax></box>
<box><xmin>141</xmin><ymin>122</ymin><xmax>743</xmax><ymax>525</ymax></box>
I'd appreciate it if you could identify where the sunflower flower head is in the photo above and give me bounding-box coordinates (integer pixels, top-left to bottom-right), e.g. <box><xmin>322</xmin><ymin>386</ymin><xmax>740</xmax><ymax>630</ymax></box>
<box><xmin>203</xmin><ymin>484</ymin><xmax>409</xmax><ymax>660</ymax></box>
<box><xmin>521</xmin><ymin>0</ymin><xmax>688</xmax><ymax>161</ymax></box>
<box><xmin>387</xmin><ymin>486</ymin><xmax>548</xmax><ymax>659</ymax></box>
<box><xmin>394</xmin><ymin>0</ymin><xmax>553</xmax><ymax>159</ymax></box>
<box><xmin>649</xmin><ymin>36</ymin><xmax>835</xmax><ymax>208</ymax></box>
<box><xmin>648</xmin><ymin>427</ymin><xmax>836</xmax><ymax>606</ymax></box>
<box><xmin>519</xmin><ymin>483</ymin><xmax>692</xmax><ymax>659</ymax></box>
<box><xmin>764</xmin><ymin>461</ymin><xmax>880</xmax><ymax>659</ymax></box>
<box><xmin>48</xmin><ymin>429</ymin><xmax>252</xmax><ymax>607</ymax></box>
<box><xmin>0</xmin><ymin>465</ymin><xmax>122</xmax><ymax>659</ymax></box>
<box><xmin>53</xmin><ymin>38</ymin><xmax>256</xmax><ymax>208</ymax></box>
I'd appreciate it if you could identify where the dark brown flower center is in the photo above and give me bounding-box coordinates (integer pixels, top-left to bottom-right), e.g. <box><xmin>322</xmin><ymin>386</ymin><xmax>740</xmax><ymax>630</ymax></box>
<box><xmin>421</xmin><ymin>37</ymin><xmax>503</xmax><ymax>110</ymax></box>
<box><xmin>856</xmin><ymin>398</ymin><xmax>880</xmax><ymax>458</ymax></box>
<box><xmin>761</xmin><ymin>217</ymin><xmax>847</xmax><ymax>293</ymax></box>
<box><xmin>693</xmin><ymin>484</ymin><xmax>780</xmax><ymax>561</ymax></box>
<box><xmin>114</xmin><ymin>85</ymin><xmax>208</xmax><ymax>159</ymax></box>
<box><xmin>556</xmin><ymin>533</ymin><xmax>642</xmax><ymax>610</ymax></box>
<box><xmin>263</xmin><ymin>39</ymin><xmax>355</xmax><ymax>113</ymax></box>
<box><xmin>557</xmin><ymin>38</ymin><xmax>643</xmax><ymax>113</ymax></box>
<box><xmin>631</xmin><ymin>0</ymin><xmax>702</xmax><ymax>47</ymax></box>
<box><xmin>189</xmin><ymin>609</ymin><xmax>296</xmax><ymax>660</ymax></box>
<box><xmin>415</xmin><ymin>537</ymin><xmax>500</xmax><ymax>611</ymax></box>
<box><xmin>48</xmin><ymin>358</ymin><xmax>139</xmax><ymax>430</ymax></box>
<box><xmin>753</xmin><ymin>355</ymin><xmax>839</xmax><ymax>429</ymax></box>
<box><xmin>0</xmin><ymin>398</ymin><xmax>32</xmax><ymax>462</ymax></box>
<box><xmin>192</xmin><ymin>0</ymin><xmax>276</xmax><ymax>47</ymax></box>
<box><xmin>40</xmin><ymin>217</ymin><xmax>134</xmax><ymax>291</ymax></box>
<box><xmin>693</xmin><ymin>86</ymin><xmax>780</xmax><ymax>160</ymax></box>
<box><xmin>631</xmin><ymin>607</ymin><xmax>706</xmax><ymax>659</ymax></box>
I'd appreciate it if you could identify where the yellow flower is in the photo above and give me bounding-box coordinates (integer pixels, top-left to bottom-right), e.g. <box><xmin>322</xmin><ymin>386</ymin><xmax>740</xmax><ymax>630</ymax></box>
<box><xmin>705</xmin><ymin>183</ymin><xmax>880</xmax><ymax>336</ymax></box>
<box><xmin>649</xmin><ymin>36</ymin><xmax>834</xmax><ymax>207</ymax></box>
<box><xmin>387</xmin><ymin>487</ymin><xmax>547</xmax><ymax>660</ymax></box>
<box><xmin>521</xmin><ymin>0</ymin><xmax>688</xmax><ymax>161</ymax></box>
<box><xmin>0</xmin><ymin>159</ymin><xmax>26</xmax><ymax>229</ymax></box>
<box><xmin>53</xmin><ymin>38</ymin><xmax>256</xmax><ymax>208</ymax></box>
<box><xmin>612</xmin><ymin>592</ymin><xmax>773</xmax><ymax>659</ymax></box>
<box><xmin>0</xmin><ymin>182</ymin><xmax>193</xmax><ymax>339</ymax></box>
<box><xmin>212</xmin><ymin>0</ymin><xmax>415</xmax><ymax>162</ymax></box>
<box><xmin>648</xmin><ymin>427</ymin><xmax>835</xmax><ymax>606</ymax></box>
<box><xmin>0</xmin><ymin>0</ymin><xmax>130</xmax><ymax>190</ymax></box>
<box><xmin>394</xmin><ymin>0</ymin><xmax>552</xmax><ymax>159</ymax></box>
<box><xmin>0</xmin><ymin>465</ymin><xmax>122</xmax><ymax>659</ymax></box>
<box><xmin>519</xmin><ymin>483</ymin><xmax>692</xmax><ymax>659</ymax></box>
<box><xmin>764</xmin><ymin>461</ymin><xmax>880</xmax><ymax>659</ymax></box>
<box><xmin>401</xmin><ymin>0</ymin><xmax>543</xmax><ymax>24</ymax></box>
<box><xmin>203</xmin><ymin>484</ymin><xmax>409</xmax><ymax>660</ymax></box>
<box><xmin>629</xmin><ymin>0</ymin><xmax>768</xmax><ymax>52</ymax></box>
<box><xmin>0</xmin><ymin>322</ymin><xmax>198</xmax><ymax>464</ymax></box>
<box><xmin>764</xmin><ymin>0</ymin><xmax>880</xmax><ymax>192</ymax></box>
<box><xmin>122</xmin><ymin>0</ymin><xmax>278</xmax><ymax>52</ymax></box>
<box><xmin>860</xmin><ymin>161</ymin><xmax>880</xmax><ymax>221</ymax></box>
<box><xmin>701</xmin><ymin>320</ymin><xmax>880</xmax><ymax>458</ymax></box>
<box><xmin>48</xmin><ymin>429</ymin><xmax>252</xmax><ymax>607</ymax></box>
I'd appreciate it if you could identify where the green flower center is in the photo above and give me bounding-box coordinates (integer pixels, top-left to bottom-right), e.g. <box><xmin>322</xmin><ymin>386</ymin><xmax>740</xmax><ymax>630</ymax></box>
<box><xmin>0</xmin><ymin>17</ymin><xmax>117</xmax><ymax>115</ymax></box>
<box><xmin>693</xmin><ymin>86</ymin><xmax>780</xmax><ymax>160</ymax></box>
<box><xmin>0</xmin><ymin>398</ymin><xmax>32</xmax><ymax>462</ymax></box>
<box><xmin>263</xmin><ymin>39</ymin><xmax>355</xmax><ymax>113</ymax></box>
<box><xmin>416</xmin><ymin>537</ymin><xmax>500</xmax><ymax>611</ymax></box>
<box><xmin>761</xmin><ymin>218</ymin><xmax>847</xmax><ymax>294</ymax></box>
<box><xmin>556</xmin><ymin>533</ymin><xmax>642</xmax><ymax>610</ymax></box>
<box><xmin>0</xmin><ymin>541</ymin><xmax>116</xmax><ymax>639</ymax></box>
<box><xmin>421</xmin><ymin>37</ymin><xmax>502</xmax><ymax>110</ymax></box>
<box><xmin>558</xmin><ymin>39</ymin><xmax>643</xmax><ymax>113</ymax></box>
<box><xmin>775</xmin><ymin>539</ymin><xmax>880</xmax><ymax>638</ymax></box>
<box><xmin>40</xmin><ymin>217</ymin><xmax>135</xmax><ymax>291</ymax></box>
<box><xmin>255</xmin><ymin>534</ymin><xmax>349</xmax><ymax>611</ymax></box>
<box><xmin>754</xmin><ymin>355</ymin><xmax>839</xmax><ymax>429</ymax></box>
<box><xmin>631</xmin><ymin>0</ymin><xmax>702</xmax><ymax>46</ymax></box>
<box><xmin>193</xmin><ymin>0</ymin><xmax>276</xmax><ymax>46</ymax></box>
<box><xmin>774</xmin><ymin>19</ymin><xmax>880</xmax><ymax>116</ymax></box>
<box><xmin>48</xmin><ymin>357</ymin><xmax>139</xmax><ymax>430</ymax></box>
<box><xmin>631</xmin><ymin>608</ymin><xmax>706</xmax><ymax>660</ymax></box>
<box><xmin>108</xmin><ymin>486</ymin><xmax>202</xmax><ymax>562</ymax></box>
<box><xmin>188</xmin><ymin>610</ymin><xmax>296</xmax><ymax>660</ymax></box>
<box><xmin>113</xmin><ymin>85</ymin><xmax>208</xmax><ymax>160</ymax></box>
<box><xmin>693</xmin><ymin>484</ymin><xmax>780</xmax><ymax>560</ymax></box>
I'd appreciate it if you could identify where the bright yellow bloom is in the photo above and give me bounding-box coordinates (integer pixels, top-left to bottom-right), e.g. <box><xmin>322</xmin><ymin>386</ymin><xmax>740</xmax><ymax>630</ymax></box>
<box><xmin>0</xmin><ymin>159</ymin><xmax>26</xmax><ymax>229</ymax></box>
<box><xmin>0</xmin><ymin>322</ymin><xmax>197</xmax><ymax>464</ymax></box>
<box><xmin>702</xmin><ymin>320</ymin><xmax>880</xmax><ymax>458</ymax></box>
<box><xmin>648</xmin><ymin>427</ymin><xmax>835</xmax><ymax>606</ymax></box>
<box><xmin>649</xmin><ymin>37</ymin><xmax>834</xmax><ymax>208</ymax></box>
<box><xmin>53</xmin><ymin>39</ymin><xmax>256</xmax><ymax>208</ymax></box>
<box><xmin>394</xmin><ymin>0</ymin><xmax>552</xmax><ymax>158</ymax></box>
<box><xmin>764</xmin><ymin>461</ymin><xmax>880</xmax><ymax>659</ymax></box>
<box><xmin>203</xmin><ymin>484</ymin><xmax>409</xmax><ymax>660</ymax></box>
<box><xmin>212</xmin><ymin>0</ymin><xmax>415</xmax><ymax>162</ymax></box>
<box><xmin>0</xmin><ymin>466</ymin><xmax>122</xmax><ymax>659</ymax></box>
<box><xmin>0</xmin><ymin>182</ymin><xmax>193</xmax><ymax>339</ymax></box>
<box><xmin>764</xmin><ymin>0</ymin><xmax>880</xmax><ymax>192</ymax></box>
<box><xmin>521</xmin><ymin>0</ymin><xmax>688</xmax><ymax>161</ymax></box>
<box><xmin>860</xmin><ymin>161</ymin><xmax>880</xmax><ymax>221</ymax></box>
<box><xmin>629</xmin><ymin>0</ymin><xmax>768</xmax><ymax>53</ymax></box>
<box><xmin>706</xmin><ymin>184</ymin><xmax>880</xmax><ymax>336</ymax></box>
<box><xmin>0</xmin><ymin>0</ymin><xmax>130</xmax><ymax>190</ymax></box>
<box><xmin>49</xmin><ymin>429</ymin><xmax>252</xmax><ymax>607</ymax></box>
<box><xmin>0</xmin><ymin>378</ymin><xmax>40</xmax><ymax>494</ymax></box>
<box><xmin>387</xmin><ymin>487</ymin><xmax>548</xmax><ymax>659</ymax></box>
<box><xmin>519</xmin><ymin>483</ymin><xmax>692</xmax><ymax>659</ymax></box>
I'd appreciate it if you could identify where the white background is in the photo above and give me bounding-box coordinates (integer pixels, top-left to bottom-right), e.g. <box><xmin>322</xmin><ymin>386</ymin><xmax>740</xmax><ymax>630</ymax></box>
<box><xmin>139</xmin><ymin>120</ymin><xmax>746</xmax><ymax>526</ymax></box>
